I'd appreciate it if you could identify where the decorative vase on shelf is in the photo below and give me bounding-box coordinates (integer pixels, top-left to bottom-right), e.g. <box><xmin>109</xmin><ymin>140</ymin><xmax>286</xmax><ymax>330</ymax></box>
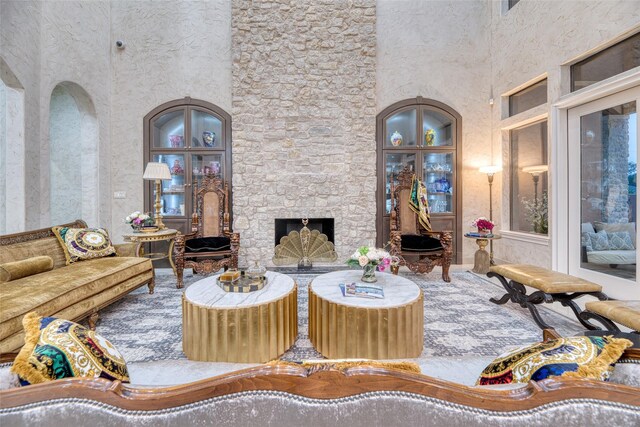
<box><xmin>478</xmin><ymin>228</ymin><xmax>491</xmax><ymax>234</ymax></box>
<box><xmin>361</xmin><ymin>264</ymin><xmax>377</xmax><ymax>283</ymax></box>
<box><xmin>131</xmin><ymin>225</ymin><xmax>142</xmax><ymax>233</ymax></box>
<box><xmin>425</xmin><ymin>128</ymin><xmax>435</xmax><ymax>146</ymax></box>
<box><xmin>390</xmin><ymin>131</ymin><xmax>403</xmax><ymax>147</ymax></box>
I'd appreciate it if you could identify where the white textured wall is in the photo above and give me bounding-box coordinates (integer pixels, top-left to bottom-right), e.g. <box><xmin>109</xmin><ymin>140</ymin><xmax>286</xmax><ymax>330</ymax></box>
<box><xmin>0</xmin><ymin>0</ymin><xmax>41</xmax><ymax>230</ymax></box>
<box><xmin>492</xmin><ymin>0</ymin><xmax>640</xmax><ymax>267</ymax></box>
<box><xmin>38</xmin><ymin>1</ymin><xmax>111</xmax><ymax>229</ymax></box>
<box><xmin>0</xmin><ymin>81</ymin><xmax>5</xmax><ymax>232</ymax></box>
<box><xmin>110</xmin><ymin>0</ymin><xmax>232</xmax><ymax>241</ymax></box>
<box><xmin>377</xmin><ymin>0</ymin><xmax>492</xmax><ymax>263</ymax></box>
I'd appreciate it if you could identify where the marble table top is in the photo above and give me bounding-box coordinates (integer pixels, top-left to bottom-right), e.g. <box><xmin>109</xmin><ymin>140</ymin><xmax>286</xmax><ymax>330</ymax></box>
<box><xmin>184</xmin><ymin>271</ymin><xmax>295</xmax><ymax>309</ymax></box>
<box><xmin>310</xmin><ymin>270</ymin><xmax>421</xmax><ymax>308</ymax></box>
<box><xmin>122</xmin><ymin>228</ymin><xmax>178</xmax><ymax>240</ymax></box>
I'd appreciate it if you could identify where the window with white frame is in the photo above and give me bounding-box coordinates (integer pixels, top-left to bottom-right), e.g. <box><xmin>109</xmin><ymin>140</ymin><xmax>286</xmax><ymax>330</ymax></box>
<box><xmin>510</xmin><ymin>120</ymin><xmax>548</xmax><ymax>234</ymax></box>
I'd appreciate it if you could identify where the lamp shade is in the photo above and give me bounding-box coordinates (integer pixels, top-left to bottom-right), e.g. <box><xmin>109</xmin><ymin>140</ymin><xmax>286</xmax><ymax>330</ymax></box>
<box><xmin>143</xmin><ymin>162</ymin><xmax>172</xmax><ymax>180</ymax></box>
<box><xmin>479</xmin><ymin>165</ymin><xmax>502</xmax><ymax>175</ymax></box>
<box><xmin>522</xmin><ymin>165</ymin><xmax>549</xmax><ymax>175</ymax></box>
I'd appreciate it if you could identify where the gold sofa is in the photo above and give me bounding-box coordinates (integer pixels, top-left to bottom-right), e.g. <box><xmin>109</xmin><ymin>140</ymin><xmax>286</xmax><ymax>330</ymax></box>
<box><xmin>0</xmin><ymin>220</ymin><xmax>154</xmax><ymax>353</ymax></box>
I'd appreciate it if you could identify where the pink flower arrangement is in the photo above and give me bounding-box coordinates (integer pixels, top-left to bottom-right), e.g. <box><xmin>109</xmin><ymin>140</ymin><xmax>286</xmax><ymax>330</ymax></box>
<box><xmin>347</xmin><ymin>246</ymin><xmax>392</xmax><ymax>272</ymax></box>
<box><xmin>471</xmin><ymin>217</ymin><xmax>495</xmax><ymax>231</ymax></box>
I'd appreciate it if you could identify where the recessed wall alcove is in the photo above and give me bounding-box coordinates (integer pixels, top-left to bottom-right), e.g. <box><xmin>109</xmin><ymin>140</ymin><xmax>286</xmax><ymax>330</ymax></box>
<box><xmin>49</xmin><ymin>82</ymin><xmax>99</xmax><ymax>226</ymax></box>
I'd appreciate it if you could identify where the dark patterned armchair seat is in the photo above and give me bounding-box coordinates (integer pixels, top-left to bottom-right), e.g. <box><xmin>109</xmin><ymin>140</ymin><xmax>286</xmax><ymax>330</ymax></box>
<box><xmin>184</xmin><ymin>236</ymin><xmax>231</xmax><ymax>253</ymax></box>
<box><xmin>400</xmin><ymin>235</ymin><xmax>444</xmax><ymax>253</ymax></box>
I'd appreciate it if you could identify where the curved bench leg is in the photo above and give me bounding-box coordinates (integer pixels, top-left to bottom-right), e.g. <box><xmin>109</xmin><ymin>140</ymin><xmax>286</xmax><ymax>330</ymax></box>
<box><xmin>578</xmin><ymin>311</ymin><xmax>621</xmax><ymax>331</ymax></box>
<box><xmin>488</xmin><ymin>272</ymin><xmax>518</xmax><ymax>305</ymax></box>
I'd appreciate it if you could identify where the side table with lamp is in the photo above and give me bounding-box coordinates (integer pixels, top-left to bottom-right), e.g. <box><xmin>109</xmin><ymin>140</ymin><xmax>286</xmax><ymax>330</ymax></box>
<box><xmin>123</xmin><ymin>162</ymin><xmax>180</xmax><ymax>281</ymax></box>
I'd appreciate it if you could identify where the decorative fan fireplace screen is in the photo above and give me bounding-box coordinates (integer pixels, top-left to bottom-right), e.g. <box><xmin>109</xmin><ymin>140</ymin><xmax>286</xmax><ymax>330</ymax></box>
<box><xmin>273</xmin><ymin>219</ymin><xmax>337</xmax><ymax>269</ymax></box>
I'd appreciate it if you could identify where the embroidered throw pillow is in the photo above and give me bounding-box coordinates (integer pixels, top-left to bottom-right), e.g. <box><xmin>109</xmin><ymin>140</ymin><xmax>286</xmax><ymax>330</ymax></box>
<box><xmin>476</xmin><ymin>336</ymin><xmax>632</xmax><ymax>385</ymax></box>
<box><xmin>53</xmin><ymin>226</ymin><xmax>116</xmax><ymax>264</ymax></box>
<box><xmin>11</xmin><ymin>312</ymin><xmax>129</xmax><ymax>386</ymax></box>
<box><xmin>587</xmin><ymin>230</ymin><xmax>610</xmax><ymax>251</ymax></box>
<box><xmin>607</xmin><ymin>231</ymin><xmax>635</xmax><ymax>250</ymax></box>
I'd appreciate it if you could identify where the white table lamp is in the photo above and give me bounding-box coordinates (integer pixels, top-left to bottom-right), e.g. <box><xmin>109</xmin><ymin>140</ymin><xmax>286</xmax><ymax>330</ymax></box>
<box><xmin>143</xmin><ymin>162</ymin><xmax>172</xmax><ymax>229</ymax></box>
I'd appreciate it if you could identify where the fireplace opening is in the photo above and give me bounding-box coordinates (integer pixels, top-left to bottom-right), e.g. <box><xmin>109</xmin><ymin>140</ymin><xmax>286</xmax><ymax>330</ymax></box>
<box><xmin>274</xmin><ymin>218</ymin><xmax>335</xmax><ymax>246</ymax></box>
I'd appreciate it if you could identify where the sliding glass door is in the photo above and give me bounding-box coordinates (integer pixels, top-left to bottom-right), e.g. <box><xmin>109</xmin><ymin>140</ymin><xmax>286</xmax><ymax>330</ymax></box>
<box><xmin>567</xmin><ymin>87</ymin><xmax>639</xmax><ymax>290</ymax></box>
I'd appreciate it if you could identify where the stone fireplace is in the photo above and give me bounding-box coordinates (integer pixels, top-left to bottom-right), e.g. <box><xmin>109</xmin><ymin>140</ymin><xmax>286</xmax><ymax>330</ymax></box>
<box><xmin>231</xmin><ymin>0</ymin><xmax>377</xmax><ymax>266</ymax></box>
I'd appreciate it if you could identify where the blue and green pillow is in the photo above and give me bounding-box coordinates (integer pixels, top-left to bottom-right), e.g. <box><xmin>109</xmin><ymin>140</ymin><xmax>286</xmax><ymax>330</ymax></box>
<box><xmin>477</xmin><ymin>335</ymin><xmax>632</xmax><ymax>385</ymax></box>
<box><xmin>11</xmin><ymin>312</ymin><xmax>129</xmax><ymax>385</ymax></box>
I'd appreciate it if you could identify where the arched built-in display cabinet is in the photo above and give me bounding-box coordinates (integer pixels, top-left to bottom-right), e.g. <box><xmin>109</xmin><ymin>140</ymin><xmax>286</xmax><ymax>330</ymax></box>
<box><xmin>376</xmin><ymin>97</ymin><xmax>462</xmax><ymax>262</ymax></box>
<box><xmin>144</xmin><ymin>97</ymin><xmax>232</xmax><ymax>234</ymax></box>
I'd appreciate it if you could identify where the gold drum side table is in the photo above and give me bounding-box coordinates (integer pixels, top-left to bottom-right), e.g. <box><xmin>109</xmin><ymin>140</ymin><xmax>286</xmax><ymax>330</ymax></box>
<box><xmin>182</xmin><ymin>271</ymin><xmax>297</xmax><ymax>363</ymax></box>
<box><xmin>309</xmin><ymin>270</ymin><xmax>423</xmax><ymax>360</ymax></box>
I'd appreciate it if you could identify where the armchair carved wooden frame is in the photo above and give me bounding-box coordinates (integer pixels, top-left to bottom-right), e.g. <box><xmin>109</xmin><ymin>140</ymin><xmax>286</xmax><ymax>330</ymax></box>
<box><xmin>174</xmin><ymin>176</ymin><xmax>239</xmax><ymax>288</ymax></box>
<box><xmin>389</xmin><ymin>166</ymin><xmax>453</xmax><ymax>282</ymax></box>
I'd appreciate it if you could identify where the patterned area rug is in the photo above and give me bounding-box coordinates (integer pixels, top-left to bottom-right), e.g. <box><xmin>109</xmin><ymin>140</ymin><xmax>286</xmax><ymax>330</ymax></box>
<box><xmin>89</xmin><ymin>270</ymin><xmax>583</xmax><ymax>363</ymax></box>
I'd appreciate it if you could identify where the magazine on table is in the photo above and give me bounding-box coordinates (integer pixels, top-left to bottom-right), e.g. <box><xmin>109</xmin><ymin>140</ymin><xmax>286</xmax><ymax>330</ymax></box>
<box><xmin>339</xmin><ymin>282</ymin><xmax>385</xmax><ymax>299</ymax></box>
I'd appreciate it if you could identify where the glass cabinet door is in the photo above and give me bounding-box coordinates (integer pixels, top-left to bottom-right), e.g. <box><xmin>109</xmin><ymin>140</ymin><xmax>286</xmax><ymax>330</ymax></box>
<box><xmin>191</xmin><ymin>154</ymin><xmax>224</xmax><ymax>188</ymax></box>
<box><xmin>422</xmin><ymin>108</ymin><xmax>453</xmax><ymax>147</ymax></box>
<box><xmin>152</xmin><ymin>110</ymin><xmax>185</xmax><ymax>149</ymax></box>
<box><xmin>385</xmin><ymin>153</ymin><xmax>416</xmax><ymax>213</ymax></box>
<box><xmin>153</xmin><ymin>153</ymin><xmax>186</xmax><ymax>217</ymax></box>
<box><xmin>385</xmin><ymin>108</ymin><xmax>417</xmax><ymax>148</ymax></box>
<box><xmin>422</xmin><ymin>152</ymin><xmax>454</xmax><ymax>214</ymax></box>
<box><xmin>190</xmin><ymin>110</ymin><xmax>223</xmax><ymax>149</ymax></box>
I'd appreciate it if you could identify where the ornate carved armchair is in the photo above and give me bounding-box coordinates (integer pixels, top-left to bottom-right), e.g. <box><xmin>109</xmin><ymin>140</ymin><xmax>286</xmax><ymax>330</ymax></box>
<box><xmin>389</xmin><ymin>166</ymin><xmax>452</xmax><ymax>282</ymax></box>
<box><xmin>174</xmin><ymin>176</ymin><xmax>239</xmax><ymax>288</ymax></box>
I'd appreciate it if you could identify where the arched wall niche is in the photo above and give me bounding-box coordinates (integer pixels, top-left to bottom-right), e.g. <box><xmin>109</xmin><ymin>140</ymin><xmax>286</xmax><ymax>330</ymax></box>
<box><xmin>0</xmin><ymin>57</ymin><xmax>25</xmax><ymax>234</ymax></box>
<box><xmin>49</xmin><ymin>81</ymin><xmax>99</xmax><ymax>227</ymax></box>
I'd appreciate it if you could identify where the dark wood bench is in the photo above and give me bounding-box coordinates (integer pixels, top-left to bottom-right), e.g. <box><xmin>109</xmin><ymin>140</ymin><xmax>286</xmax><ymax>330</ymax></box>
<box><xmin>487</xmin><ymin>264</ymin><xmax>610</xmax><ymax>330</ymax></box>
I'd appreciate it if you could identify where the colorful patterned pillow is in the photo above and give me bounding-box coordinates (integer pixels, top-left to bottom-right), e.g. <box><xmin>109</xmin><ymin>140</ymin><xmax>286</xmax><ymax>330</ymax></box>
<box><xmin>476</xmin><ymin>336</ymin><xmax>632</xmax><ymax>385</ymax></box>
<box><xmin>587</xmin><ymin>230</ymin><xmax>610</xmax><ymax>251</ymax></box>
<box><xmin>52</xmin><ymin>226</ymin><xmax>116</xmax><ymax>264</ymax></box>
<box><xmin>11</xmin><ymin>312</ymin><xmax>129</xmax><ymax>385</ymax></box>
<box><xmin>607</xmin><ymin>231</ymin><xmax>635</xmax><ymax>250</ymax></box>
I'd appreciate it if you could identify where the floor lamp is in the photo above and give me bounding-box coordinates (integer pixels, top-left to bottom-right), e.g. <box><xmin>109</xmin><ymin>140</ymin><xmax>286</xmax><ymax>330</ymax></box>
<box><xmin>522</xmin><ymin>165</ymin><xmax>549</xmax><ymax>205</ymax></box>
<box><xmin>478</xmin><ymin>165</ymin><xmax>501</xmax><ymax>265</ymax></box>
<box><xmin>143</xmin><ymin>162</ymin><xmax>172</xmax><ymax>229</ymax></box>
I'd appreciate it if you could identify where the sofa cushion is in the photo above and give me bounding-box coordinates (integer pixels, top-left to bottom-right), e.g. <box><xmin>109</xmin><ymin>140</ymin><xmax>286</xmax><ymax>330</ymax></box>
<box><xmin>0</xmin><ymin>256</ymin><xmax>53</xmax><ymax>282</ymax></box>
<box><xmin>587</xmin><ymin>250</ymin><xmax>637</xmax><ymax>265</ymax></box>
<box><xmin>400</xmin><ymin>235</ymin><xmax>443</xmax><ymax>253</ymax></box>
<box><xmin>53</xmin><ymin>227</ymin><xmax>116</xmax><ymax>264</ymax></box>
<box><xmin>185</xmin><ymin>236</ymin><xmax>231</xmax><ymax>253</ymax></box>
<box><xmin>11</xmin><ymin>312</ymin><xmax>129</xmax><ymax>385</ymax></box>
<box><xmin>607</xmin><ymin>231</ymin><xmax>635</xmax><ymax>250</ymax></box>
<box><xmin>587</xmin><ymin>230</ymin><xmax>610</xmax><ymax>251</ymax></box>
<box><xmin>0</xmin><ymin>236</ymin><xmax>68</xmax><ymax>269</ymax></box>
<box><xmin>476</xmin><ymin>336</ymin><xmax>632</xmax><ymax>385</ymax></box>
<box><xmin>0</xmin><ymin>257</ymin><xmax>151</xmax><ymax>342</ymax></box>
<box><xmin>581</xmin><ymin>232</ymin><xmax>593</xmax><ymax>252</ymax></box>
<box><xmin>594</xmin><ymin>221</ymin><xmax>636</xmax><ymax>246</ymax></box>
